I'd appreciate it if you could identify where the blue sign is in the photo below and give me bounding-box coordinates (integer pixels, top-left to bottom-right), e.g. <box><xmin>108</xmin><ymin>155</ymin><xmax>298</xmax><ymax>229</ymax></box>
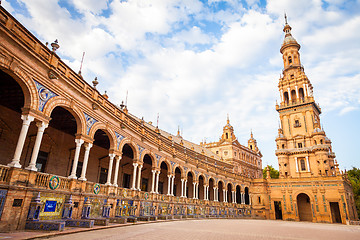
<box><xmin>44</xmin><ymin>200</ymin><xmax>57</xmax><ymax>212</ymax></box>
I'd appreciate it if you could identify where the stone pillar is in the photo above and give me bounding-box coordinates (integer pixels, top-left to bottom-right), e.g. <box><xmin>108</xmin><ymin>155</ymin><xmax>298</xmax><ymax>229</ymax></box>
<box><xmin>26</xmin><ymin>121</ymin><xmax>48</xmax><ymax>171</ymax></box>
<box><xmin>131</xmin><ymin>163</ymin><xmax>138</xmax><ymax>190</ymax></box>
<box><xmin>213</xmin><ymin>187</ymin><xmax>217</xmax><ymax>201</ymax></box>
<box><xmin>171</xmin><ymin>175</ymin><xmax>175</xmax><ymax>196</ymax></box>
<box><xmin>113</xmin><ymin>155</ymin><xmax>121</xmax><ymax>186</ymax></box>
<box><xmin>9</xmin><ymin>115</ymin><xmax>34</xmax><ymax>168</ymax></box>
<box><xmin>295</xmin><ymin>157</ymin><xmax>298</xmax><ymax>172</ymax></box>
<box><xmin>155</xmin><ymin>170</ymin><xmax>160</xmax><ymax>193</ymax></box>
<box><xmin>203</xmin><ymin>185</ymin><xmax>207</xmax><ymax>200</ymax></box>
<box><xmin>207</xmin><ymin>186</ymin><xmax>209</xmax><ymax>200</ymax></box>
<box><xmin>181</xmin><ymin>179</ymin><xmax>184</xmax><ymax>197</ymax></box>
<box><xmin>193</xmin><ymin>182</ymin><xmax>196</xmax><ymax>199</ymax></box>
<box><xmin>167</xmin><ymin>175</ymin><xmax>171</xmax><ymax>195</ymax></box>
<box><xmin>288</xmin><ymin>87</ymin><xmax>292</xmax><ymax>101</ymax></box>
<box><xmin>151</xmin><ymin>170</ymin><xmax>156</xmax><ymax>193</ymax></box>
<box><xmin>184</xmin><ymin>180</ymin><xmax>188</xmax><ymax>198</ymax></box>
<box><xmin>232</xmin><ymin>191</ymin><xmax>236</xmax><ymax>203</ymax></box>
<box><xmin>79</xmin><ymin>143</ymin><xmax>92</xmax><ymax>181</ymax></box>
<box><xmin>249</xmin><ymin>194</ymin><xmax>252</xmax><ymax>205</ymax></box>
<box><xmin>306</xmin><ymin>156</ymin><xmax>310</xmax><ymax>172</ymax></box>
<box><xmin>68</xmin><ymin>139</ymin><xmax>84</xmax><ymax>179</ymax></box>
<box><xmin>303</xmin><ymin>83</ymin><xmax>308</xmax><ymax>97</ymax></box>
<box><xmin>295</xmin><ymin>85</ymin><xmax>299</xmax><ymax>99</ymax></box>
<box><xmin>280</xmin><ymin>89</ymin><xmax>283</xmax><ymax>102</ymax></box>
<box><xmin>223</xmin><ymin>189</ymin><xmax>226</xmax><ymax>202</ymax></box>
<box><xmin>196</xmin><ymin>183</ymin><xmax>199</xmax><ymax>199</ymax></box>
<box><xmin>105</xmin><ymin>154</ymin><xmax>115</xmax><ymax>185</ymax></box>
<box><xmin>136</xmin><ymin>165</ymin><xmax>142</xmax><ymax>190</ymax></box>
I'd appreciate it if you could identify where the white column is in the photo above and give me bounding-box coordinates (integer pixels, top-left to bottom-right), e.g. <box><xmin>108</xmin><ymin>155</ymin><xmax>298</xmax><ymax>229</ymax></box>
<box><xmin>193</xmin><ymin>182</ymin><xmax>196</xmax><ymax>199</ymax></box>
<box><xmin>214</xmin><ymin>188</ymin><xmax>218</xmax><ymax>201</ymax></box>
<box><xmin>26</xmin><ymin>121</ymin><xmax>48</xmax><ymax>171</ymax></box>
<box><xmin>280</xmin><ymin>89</ymin><xmax>283</xmax><ymax>102</ymax></box>
<box><xmin>203</xmin><ymin>185</ymin><xmax>207</xmax><ymax>200</ymax></box>
<box><xmin>288</xmin><ymin>87</ymin><xmax>292</xmax><ymax>100</ymax></box>
<box><xmin>79</xmin><ymin>143</ymin><xmax>92</xmax><ymax>181</ymax></box>
<box><xmin>207</xmin><ymin>186</ymin><xmax>209</xmax><ymax>200</ymax></box>
<box><xmin>249</xmin><ymin>194</ymin><xmax>252</xmax><ymax>205</ymax></box>
<box><xmin>233</xmin><ymin>191</ymin><xmax>236</xmax><ymax>203</ymax></box>
<box><xmin>306</xmin><ymin>156</ymin><xmax>310</xmax><ymax>172</ymax></box>
<box><xmin>9</xmin><ymin>115</ymin><xmax>34</xmax><ymax>168</ymax></box>
<box><xmin>303</xmin><ymin>83</ymin><xmax>307</xmax><ymax>97</ymax></box>
<box><xmin>136</xmin><ymin>165</ymin><xmax>142</xmax><ymax>190</ymax></box>
<box><xmin>167</xmin><ymin>175</ymin><xmax>171</xmax><ymax>195</ymax></box>
<box><xmin>295</xmin><ymin>85</ymin><xmax>299</xmax><ymax>99</ymax></box>
<box><xmin>131</xmin><ymin>163</ymin><xmax>138</xmax><ymax>190</ymax></box>
<box><xmin>184</xmin><ymin>180</ymin><xmax>188</xmax><ymax>197</ymax></box>
<box><xmin>68</xmin><ymin>139</ymin><xmax>84</xmax><ymax>179</ymax></box>
<box><xmin>150</xmin><ymin>170</ymin><xmax>156</xmax><ymax>193</ymax></box>
<box><xmin>171</xmin><ymin>175</ymin><xmax>175</xmax><ymax>196</ymax></box>
<box><xmin>105</xmin><ymin>154</ymin><xmax>115</xmax><ymax>185</ymax></box>
<box><xmin>241</xmin><ymin>193</ymin><xmax>244</xmax><ymax>204</ymax></box>
<box><xmin>155</xmin><ymin>171</ymin><xmax>160</xmax><ymax>194</ymax></box>
<box><xmin>196</xmin><ymin>183</ymin><xmax>199</xmax><ymax>199</ymax></box>
<box><xmin>295</xmin><ymin>157</ymin><xmax>299</xmax><ymax>172</ymax></box>
<box><xmin>180</xmin><ymin>179</ymin><xmax>184</xmax><ymax>197</ymax></box>
<box><xmin>113</xmin><ymin>155</ymin><xmax>121</xmax><ymax>186</ymax></box>
<box><xmin>223</xmin><ymin>189</ymin><xmax>226</xmax><ymax>202</ymax></box>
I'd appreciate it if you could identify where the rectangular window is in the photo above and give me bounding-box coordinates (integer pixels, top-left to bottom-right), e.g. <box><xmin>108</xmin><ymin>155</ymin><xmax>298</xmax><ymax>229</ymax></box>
<box><xmin>141</xmin><ymin>178</ymin><xmax>148</xmax><ymax>192</ymax></box>
<box><xmin>298</xmin><ymin>143</ymin><xmax>303</xmax><ymax>148</ymax></box>
<box><xmin>300</xmin><ymin>159</ymin><xmax>306</xmax><ymax>171</ymax></box>
<box><xmin>36</xmin><ymin>151</ymin><xmax>48</xmax><ymax>172</ymax></box>
<box><xmin>99</xmin><ymin>167</ymin><xmax>108</xmax><ymax>184</ymax></box>
<box><xmin>123</xmin><ymin>173</ymin><xmax>131</xmax><ymax>188</ymax></box>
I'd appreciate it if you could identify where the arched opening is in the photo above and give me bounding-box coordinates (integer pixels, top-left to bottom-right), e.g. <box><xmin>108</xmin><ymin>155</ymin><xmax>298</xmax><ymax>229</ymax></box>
<box><xmin>141</xmin><ymin>154</ymin><xmax>153</xmax><ymax>192</ymax></box>
<box><xmin>299</xmin><ymin>88</ymin><xmax>304</xmax><ymax>101</ymax></box>
<box><xmin>174</xmin><ymin>167</ymin><xmax>182</xmax><ymax>196</ymax></box>
<box><xmin>236</xmin><ymin>185</ymin><xmax>241</xmax><ymax>204</ymax></box>
<box><xmin>218</xmin><ymin>181</ymin><xmax>224</xmax><ymax>202</ymax></box>
<box><xmin>198</xmin><ymin>175</ymin><xmax>205</xmax><ymax>200</ymax></box>
<box><xmin>245</xmin><ymin>187</ymin><xmax>250</xmax><ymax>205</ymax></box>
<box><xmin>45</xmin><ymin>106</ymin><xmax>77</xmax><ymax>176</ymax></box>
<box><xmin>284</xmin><ymin>92</ymin><xmax>289</xmax><ymax>104</ymax></box>
<box><xmin>187</xmin><ymin>172</ymin><xmax>194</xmax><ymax>198</ymax></box>
<box><xmin>0</xmin><ymin>70</ymin><xmax>26</xmax><ymax>166</ymax></box>
<box><xmin>159</xmin><ymin>161</ymin><xmax>169</xmax><ymax>194</ymax></box>
<box><xmin>227</xmin><ymin>183</ymin><xmax>232</xmax><ymax>203</ymax></box>
<box><xmin>297</xmin><ymin>193</ymin><xmax>312</xmax><ymax>221</ymax></box>
<box><xmin>288</xmin><ymin>56</ymin><xmax>292</xmax><ymax>64</ymax></box>
<box><xmin>209</xmin><ymin>178</ymin><xmax>214</xmax><ymax>201</ymax></box>
<box><xmin>90</xmin><ymin>129</ymin><xmax>111</xmax><ymax>184</ymax></box>
<box><xmin>291</xmin><ymin>90</ymin><xmax>296</xmax><ymax>103</ymax></box>
<box><xmin>119</xmin><ymin>143</ymin><xmax>135</xmax><ymax>188</ymax></box>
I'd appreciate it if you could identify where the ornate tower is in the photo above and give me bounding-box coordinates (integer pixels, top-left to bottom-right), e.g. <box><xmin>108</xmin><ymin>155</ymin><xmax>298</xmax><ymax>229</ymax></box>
<box><xmin>221</xmin><ymin>115</ymin><xmax>236</xmax><ymax>142</ymax></box>
<box><xmin>248</xmin><ymin>131</ymin><xmax>259</xmax><ymax>152</ymax></box>
<box><xmin>275</xmin><ymin>16</ymin><xmax>336</xmax><ymax>178</ymax></box>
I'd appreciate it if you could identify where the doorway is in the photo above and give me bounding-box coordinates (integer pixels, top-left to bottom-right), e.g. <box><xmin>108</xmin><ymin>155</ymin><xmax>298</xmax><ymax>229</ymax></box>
<box><xmin>297</xmin><ymin>193</ymin><xmax>312</xmax><ymax>221</ymax></box>
<box><xmin>330</xmin><ymin>202</ymin><xmax>342</xmax><ymax>223</ymax></box>
<box><xmin>274</xmin><ymin>201</ymin><xmax>282</xmax><ymax>220</ymax></box>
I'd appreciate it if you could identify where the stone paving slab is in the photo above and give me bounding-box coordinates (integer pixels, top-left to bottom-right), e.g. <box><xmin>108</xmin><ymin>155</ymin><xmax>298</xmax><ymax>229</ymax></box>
<box><xmin>1</xmin><ymin>219</ymin><xmax>360</xmax><ymax>240</ymax></box>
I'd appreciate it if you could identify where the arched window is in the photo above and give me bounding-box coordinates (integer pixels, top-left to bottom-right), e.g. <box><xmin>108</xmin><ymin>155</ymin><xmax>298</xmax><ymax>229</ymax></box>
<box><xmin>299</xmin><ymin>88</ymin><xmax>305</xmax><ymax>101</ymax></box>
<box><xmin>284</xmin><ymin>92</ymin><xmax>289</xmax><ymax>104</ymax></box>
<box><xmin>226</xmin><ymin>133</ymin><xmax>228</xmax><ymax>139</ymax></box>
<box><xmin>291</xmin><ymin>90</ymin><xmax>296</xmax><ymax>103</ymax></box>
<box><xmin>288</xmin><ymin>56</ymin><xmax>292</xmax><ymax>64</ymax></box>
<box><xmin>300</xmin><ymin>159</ymin><xmax>306</xmax><ymax>171</ymax></box>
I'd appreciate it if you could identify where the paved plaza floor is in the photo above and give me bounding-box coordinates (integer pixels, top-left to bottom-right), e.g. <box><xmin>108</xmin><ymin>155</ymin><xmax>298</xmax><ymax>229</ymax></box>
<box><xmin>35</xmin><ymin>219</ymin><xmax>360</xmax><ymax>240</ymax></box>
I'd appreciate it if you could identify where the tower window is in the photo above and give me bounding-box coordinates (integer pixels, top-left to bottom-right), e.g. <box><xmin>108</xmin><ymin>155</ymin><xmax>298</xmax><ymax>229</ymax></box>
<box><xmin>300</xmin><ymin>159</ymin><xmax>306</xmax><ymax>171</ymax></box>
<box><xmin>320</xmin><ymin>139</ymin><xmax>323</xmax><ymax>144</ymax></box>
<box><xmin>290</xmin><ymin>74</ymin><xmax>294</xmax><ymax>79</ymax></box>
<box><xmin>282</xmin><ymin>144</ymin><xmax>285</xmax><ymax>149</ymax></box>
<box><xmin>284</xmin><ymin>92</ymin><xmax>289</xmax><ymax>104</ymax></box>
<box><xmin>226</xmin><ymin>133</ymin><xmax>228</xmax><ymax>139</ymax></box>
<box><xmin>288</xmin><ymin>56</ymin><xmax>292</xmax><ymax>64</ymax></box>
<box><xmin>250</xmin><ymin>145</ymin><xmax>252</xmax><ymax>150</ymax></box>
<box><xmin>294</xmin><ymin>120</ymin><xmax>301</xmax><ymax>128</ymax></box>
<box><xmin>298</xmin><ymin>143</ymin><xmax>302</xmax><ymax>148</ymax></box>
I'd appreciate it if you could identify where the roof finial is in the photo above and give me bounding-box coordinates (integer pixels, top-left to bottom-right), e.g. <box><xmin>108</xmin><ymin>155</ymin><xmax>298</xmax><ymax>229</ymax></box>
<box><xmin>250</xmin><ymin>129</ymin><xmax>253</xmax><ymax>138</ymax></box>
<box><xmin>227</xmin><ymin>113</ymin><xmax>229</xmax><ymax>124</ymax></box>
<box><xmin>284</xmin><ymin>12</ymin><xmax>288</xmax><ymax>25</ymax></box>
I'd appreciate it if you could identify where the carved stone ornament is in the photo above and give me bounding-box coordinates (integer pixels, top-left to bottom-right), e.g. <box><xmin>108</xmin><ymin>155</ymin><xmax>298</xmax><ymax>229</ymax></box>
<box><xmin>48</xmin><ymin>69</ymin><xmax>58</xmax><ymax>80</ymax></box>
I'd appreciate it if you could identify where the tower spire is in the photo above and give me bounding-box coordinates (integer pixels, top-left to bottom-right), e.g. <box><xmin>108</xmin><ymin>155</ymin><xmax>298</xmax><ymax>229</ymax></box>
<box><xmin>284</xmin><ymin>12</ymin><xmax>288</xmax><ymax>25</ymax></box>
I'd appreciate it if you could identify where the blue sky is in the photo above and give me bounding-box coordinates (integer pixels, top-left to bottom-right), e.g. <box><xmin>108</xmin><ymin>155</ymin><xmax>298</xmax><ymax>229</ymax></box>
<box><xmin>3</xmin><ymin>0</ymin><xmax>360</xmax><ymax>170</ymax></box>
